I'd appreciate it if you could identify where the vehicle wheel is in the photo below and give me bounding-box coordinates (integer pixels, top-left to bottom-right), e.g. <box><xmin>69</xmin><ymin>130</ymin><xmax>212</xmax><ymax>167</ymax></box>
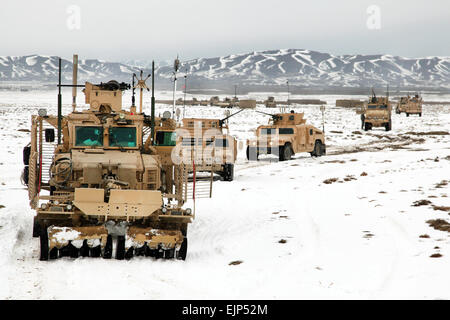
<box><xmin>39</xmin><ymin>226</ymin><xmax>49</xmax><ymax>261</ymax></box>
<box><xmin>177</xmin><ymin>237</ymin><xmax>188</xmax><ymax>260</ymax></box>
<box><xmin>312</xmin><ymin>141</ymin><xmax>323</xmax><ymax>157</ymax></box>
<box><xmin>419</xmin><ymin>113</ymin><xmax>422</xmax><ymax>117</ymax></box>
<box><xmin>32</xmin><ymin>217</ymin><xmax>41</xmax><ymax>238</ymax></box>
<box><xmin>246</xmin><ymin>146</ymin><xmax>258</xmax><ymax>161</ymax></box>
<box><xmin>406</xmin><ymin>113</ymin><xmax>409</xmax><ymax>117</ymax></box>
<box><xmin>223</xmin><ymin>163</ymin><xmax>234</xmax><ymax>181</ymax></box>
<box><xmin>278</xmin><ymin>146</ymin><xmax>285</xmax><ymax>161</ymax></box>
<box><xmin>385</xmin><ymin>121</ymin><xmax>391</xmax><ymax>131</ymax></box>
<box><xmin>364</xmin><ymin>122</ymin><xmax>370</xmax><ymax>131</ymax></box>
<box><xmin>282</xmin><ymin>144</ymin><xmax>293</xmax><ymax>161</ymax></box>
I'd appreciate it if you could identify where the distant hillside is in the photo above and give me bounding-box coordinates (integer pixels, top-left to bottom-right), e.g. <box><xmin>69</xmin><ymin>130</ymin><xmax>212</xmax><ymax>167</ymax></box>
<box><xmin>1</xmin><ymin>50</ymin><xmax>449</xmax><ymax>91</ymax></box>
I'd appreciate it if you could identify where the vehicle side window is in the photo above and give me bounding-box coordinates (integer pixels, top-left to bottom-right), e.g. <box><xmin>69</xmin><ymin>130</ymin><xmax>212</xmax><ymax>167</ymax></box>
<box><xmin>215</xmin><ymin>139</ymin><xmax>229</xmax><ymax>148</ymax></box>
<box><xmin>279</xmin><ymin>128</ymin><xmax>294</xmax><ymax>134</ymax></box>
<box><xmin>309</xmin><ymin>129</ymin><xmax>313</xmax><ymax>136</ymax></box>
<box><xmin>289</xmin><ymin>115</ymin><xmax>294</xmax><ymax>120</ymax></box>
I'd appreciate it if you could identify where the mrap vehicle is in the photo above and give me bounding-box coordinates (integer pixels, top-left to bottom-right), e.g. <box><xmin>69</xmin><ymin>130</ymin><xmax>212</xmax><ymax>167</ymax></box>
<box><xmin>362</xmin><ymin>90</ymin><xmax>392</xmax><ymax>131</ymax></box>
<box><xmin>395</xmin><ymin>94</ymin><xmax>422</xmax><ymax>117</ymax></box>
<box><xmin>22</xmin><ymin>57</ymin><xmax>195</xmax><ymax>261</ymax></box>
<box><xmin>246</xmin><ymin>110</ymin><xmax>326</xmax><ymax>161</ymax></box>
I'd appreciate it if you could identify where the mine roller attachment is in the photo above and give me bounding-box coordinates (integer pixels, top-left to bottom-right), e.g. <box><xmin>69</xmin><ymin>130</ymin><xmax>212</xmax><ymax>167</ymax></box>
<box><xmin>40</xmin><ymin>225</ymin><xmax>187</xmax><ymax>261</ymax></box>
<box><xmin>125</xmin><ymin>227</ymin><xmax>186</xmax><ymax>260</ymax></box>
<box><xmin>42</xmin><ymin>226</ymin><xmax>108</xmax><ymax>260</ymax></box>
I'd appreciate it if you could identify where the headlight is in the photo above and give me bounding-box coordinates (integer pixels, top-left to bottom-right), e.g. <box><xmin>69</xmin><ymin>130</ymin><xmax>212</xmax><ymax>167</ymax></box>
<box><xmin>161</xmin><ymin>207</ymin><xmax>167</xmax><ymax>213</ymax></box>
<box><xmin>119</xmin><ymin>113</ymin><xmax>125</xmax><ymax>119</ymax></box>
<box><xmin>66</xmin><ymin>204</ymin><xmax>73</xmax><ymax>210</ymax></box>
<box><xmin>54</xmin><ymin>200</ymin><xmax>60</xmax><ymax>205</ymax></box>
<box><xmin>38</xmin><ymin>109</ymin><xmax>47</xmax><ymax>117</ymax></box>
<box><xmin>40</xmin><ymin>203</ymin><xmax>47</xmax><ymax>210</ymax></box>
<box><xmin>186</xmin><ymin>208</ymin><xmax>192</xmax><ymax>215</ymax></box>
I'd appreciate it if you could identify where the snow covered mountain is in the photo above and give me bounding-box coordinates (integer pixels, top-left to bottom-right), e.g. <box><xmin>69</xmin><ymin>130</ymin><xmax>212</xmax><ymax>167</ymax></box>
<box><xmin>1</xmin><ymin>50</ymin><xmax>449</xmax><ymax>89</ymax></box>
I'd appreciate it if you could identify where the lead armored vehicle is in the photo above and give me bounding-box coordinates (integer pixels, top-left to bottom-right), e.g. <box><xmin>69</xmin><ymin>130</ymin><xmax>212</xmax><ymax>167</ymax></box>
<box><xmin>362</xmin><ymin>90</ymin><xmax>392</xmax><ymax>131</ymax></box>
<box><xmin>246</xmin><ymin>110</ymin><xmax>326</xmax><ymax>161</ymax></box>
<box><xmin>22</xmin><ymin>59</ymin><xmax>193</xmax><ymax>261</ymax></box>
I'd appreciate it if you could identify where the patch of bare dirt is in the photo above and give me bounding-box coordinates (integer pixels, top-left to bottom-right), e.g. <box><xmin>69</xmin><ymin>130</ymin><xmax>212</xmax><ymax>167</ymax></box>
<box><xmin>405</xmin><ymin>131</ymin><xmax>449</xmax><ymax>136</ymax></box>
<box><xmin>360</xmin><ymin>172</ymin><xmax>368</xmax><ymax>176</ymax></box>
<box><xmin>323</xmin><ymin>178</ymin><xmax>339</xmax><ymax>184</ymax></box>
<box><xmin>419</xmin><ymin>234</ymin><xmax>430</xmax><ymax>238</ymax></box>
<box><xmin>343</xmin><ymin>175</ymin><xmax>357</xmax><ymax>182</ymax></box>
<box><xmin>324</xmin><ymin>160</ymin><xmax>346</xmax><ymax>164</ymax></box>
<box><xmin>427</xmin><ymin>219</ymin><xmax>450</xmax><ymax>232</ymax></box>
<box><xmin>432</xmin><ymin>205</ymin><xmax>450</xmax><ymax>212</ymax></box>
<box><xmin>412</xmin><ymin>200</ymin><xmax>432</xmax><ymax>207</ymax></box>
<box><xmin>278</xmin><ymin>239</ymin><xmax>287</xmax><ymax>244</ymax></box>
<box><xmin>435</xmin><ymin>180</ymin><xmax>448</xmax><ymax>188</ymax></box>
<box><xmin>330</xmin><ymin>130</ymin><xmax>343</xmax><ymax>134</ymax></box>
<box><xmin>430</xmin><ymin>253</ymin><xmax>443</xmax><ymax>258</ymax></box>
<box><xmin>229</xmin><ymin>260</ymin><xmax>243</xmax><ymax>266</ymax></box>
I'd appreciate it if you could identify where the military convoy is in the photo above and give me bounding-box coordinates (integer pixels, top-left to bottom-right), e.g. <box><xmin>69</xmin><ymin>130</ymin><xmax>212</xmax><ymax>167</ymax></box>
<box><xmin>246</xmin><ymin>111</ymin><xmax>326</xmax><ymax>161</ymax></box>
<box><xmin>23</xmin><ymin>59</ymin><xmax>193</xmax><ymax>261</ymax></box>
<box><xmin>395</xmin><ymin>94</ymin><xmax>422</xmax><ymax>117</ymax></box>
<box><xmin>361</xmin><ymin>91</ymin><xmax>392</xmax><ymax>131</ymax></box>
<box><xmin>24</xmin><ymin>55</ymin><xmax>427</xmax><ymax>263</ymax></box>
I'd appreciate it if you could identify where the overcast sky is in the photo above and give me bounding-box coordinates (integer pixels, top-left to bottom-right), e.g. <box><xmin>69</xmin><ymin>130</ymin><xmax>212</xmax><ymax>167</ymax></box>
<box><xmin>0</xmin><ymin>0</ymin><xmax>449</xmax><ymax>62</ymax></box>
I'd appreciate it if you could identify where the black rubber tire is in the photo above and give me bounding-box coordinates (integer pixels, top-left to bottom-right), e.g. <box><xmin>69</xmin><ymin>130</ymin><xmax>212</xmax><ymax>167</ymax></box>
<box><xmin>32</xmin><ymin>217</ymin><xmax>41</xmax><ymax>238</ymax></box>
<box><xmin>311</xmin><ymin>141</ymin><xmax>322</xmax><ymax>157</ymax></box>
<box><xmin>177</xmin><ymin>237</ymin><xmax>188</xmax><ymax>260</ymax></box>
<box><xmin>419</xmin><ymin>113</ymin><xmax>422</xmax><ymax>117</ymax></box>
<box><xmin>90</xmin><ymin>245</ymin><xmax>101</xmax><ymax>257</ymax></box>
<box><xmin>246</xmin><ymin>146</ymin><xmax>258</xmax><ymax>161</ymax></box>
<box><xmin>222</xmin><ymin>163</ymin><xmax>234</xmax><ymax>181</ymax></box>
<box><xmin>364</xmin><ymin>122</ymin><xmax>370</xmax><ymax>131</ymax></box>
<box><xmin>103</xmin><ymin>235</ymin><xmax>113</xmax><ymax>259</ymax></box>
<box><xmin>116</xmin><ymin>236</ymin><xmax>125</xmax><ymax>260</ymax></box>
<box><xmin>278</xmin><ymin>146</ymin><xmax>285</xmax><ymax>161</ymax></box>
<box><xmin>282</xmin><ymin>144</ymin><xmax>293</xmax><ymax>161</ymax></box>
<box><xmin>406</xmin><ymin>113</ymin><xmax>409</xmax><ymax>117</ymax></box>
<box><xmin>39</xmin><ymin>226</ymin><xmax>49</xmax><ymax>261</ymax></box>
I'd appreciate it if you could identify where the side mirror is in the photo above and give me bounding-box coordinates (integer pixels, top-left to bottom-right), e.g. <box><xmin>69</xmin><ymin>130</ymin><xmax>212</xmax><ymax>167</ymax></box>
<box><xmin>45</xmin><ymin>128</ymin><xmax>55</xmax><ymax>143</ymax></box>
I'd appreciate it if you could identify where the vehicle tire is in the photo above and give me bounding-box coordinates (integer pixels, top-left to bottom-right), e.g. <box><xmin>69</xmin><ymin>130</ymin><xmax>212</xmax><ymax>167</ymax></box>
<box><xmin>221</xmin><ymin>163</ymin><xmax>234</xmax><ymax>181</ymax></box>
<box><xmin>39</xmin><ymin>226</ymin><xmax>49</xmax><ymax>261</ymax></box>
<box><xmin>246</xmin><ymin>146</ymin><xmax>258</xmax><ymax>161</ymax></box>
<box><xmin>32</xmin><ymin>217</ymin><xmax>40</xmax><ymax>238</ymax></box>
<box><xmin>312</xmin><ymin>141</ymin><xmax>323</xmax><ymax>157</ymax></box>
<box><xmin>281</xmin><ymin>144</ymin><xmax>293</xmax><ymax>161</ymax></box>
<box><xmin>278</xmin><ymin>146</ymin><xmax>285</xmax><ymax>161</ymax></box>
<box><xmin>177</xmin><ymin>237</ymin><xmax>188</xmax><ymax>260</ymax></box>
<box><xmin>406</xmin><ymin>113</ymin><xmax>409</xmax><ymax>117</ymax></box>
<box><xmin>385</xmin><ymin>121</ymin><xmax>391</xmax><ymax>131</ymax></box>
<box><xmin>419</xmin><ymin>113</ymin><xmax>422</xmax><ymax>117</ymax></box>
<box><xmin>364</xmin><ymin>122</ymin><xmax>371</xmax><ymax>131</ymax></box>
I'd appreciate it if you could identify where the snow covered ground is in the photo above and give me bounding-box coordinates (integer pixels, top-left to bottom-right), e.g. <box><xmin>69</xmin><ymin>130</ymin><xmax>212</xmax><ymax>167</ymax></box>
<box><xmin>0</xmin><ymin>89</ymin><xmax>449</xmax><ymax>299</ymax></box>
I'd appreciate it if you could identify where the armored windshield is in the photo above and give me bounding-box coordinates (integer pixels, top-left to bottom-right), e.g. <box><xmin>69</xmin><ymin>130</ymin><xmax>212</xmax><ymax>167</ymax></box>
<box><xmin>109</xmin><ymin>127</ymin><xmax>137</xmax><ymax>147</ymax></box>
<box><xmin>155</xmin><ymin>131</ymin><xmax>176</xmax><ymax>146</ymax></box>
<box><xmin>75</xmin><ymin>126</ymin><xmax>103</xmax><ymax>147</ymax></box>
<box><xmin>368</xmin><ymin>105</ymin><xmax>387</xmax><ymax>109</ymax></box>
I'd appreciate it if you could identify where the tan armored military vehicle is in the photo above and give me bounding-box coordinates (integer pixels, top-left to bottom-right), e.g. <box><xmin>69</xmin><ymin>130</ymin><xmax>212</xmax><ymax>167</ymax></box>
<box><xmin>22</xmin><ymin>59</ymin><xmax>194</xmax><ymax>261</ymax></box>
<box><xmin>175</xmin><ymin>110</ymin><xmax>243</xmax><ymax>181</ymax></box>
<box><xmin>246</xmin><ymin>110</ymin><xmax>326</xmax><ymax>161</ymax></box>
<box><xmin>362</xmin><ymin>91</ymin><xmax>392</xmax><ymax>131</ymax></box>
<box><xmin>395</xmin><ymin>94</ymin><xmax>422</xmax><ymax>117</ymax></box>
<box><xmin>264</xmin><ymin>96</ymin><xmax>277</xmax><ymax>108</ymax></box>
